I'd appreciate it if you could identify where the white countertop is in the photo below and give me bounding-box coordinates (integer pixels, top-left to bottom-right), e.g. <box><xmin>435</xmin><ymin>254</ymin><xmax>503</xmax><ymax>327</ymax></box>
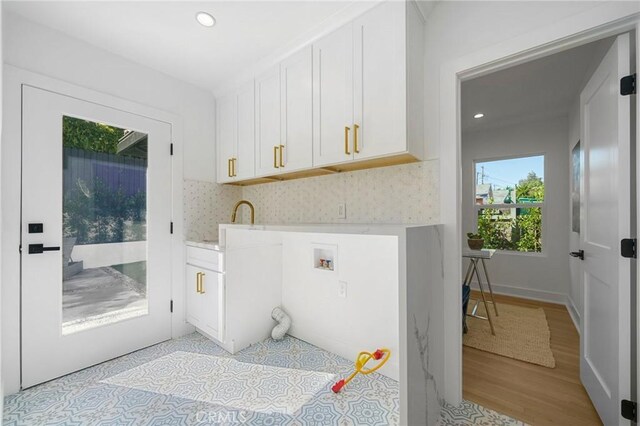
<box><xmin>219</xmin><ymin>223</ymin><xmax>437</xmax><ymax>236</ymax></box>
<box><xmin>185</xmin><ymin>240</ymin><xmax>223</xmax><ymax>251</ymax></box>
<box><xmin>186</xmin><ymin>223</ymin><xmax>441</xmax><ymax>251</ymax></box>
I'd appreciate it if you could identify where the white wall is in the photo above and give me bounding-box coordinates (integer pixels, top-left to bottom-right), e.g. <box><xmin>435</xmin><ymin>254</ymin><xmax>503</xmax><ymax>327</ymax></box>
<box><xmin>3</xmin><ymin>13</ymin><xmax>216</xmax><ymax>182</ymax></box>
<box><xmin>462</xmin><ymin>116</ymin><xmax>571</xmax><ymax>301</ymax></box>
<box><xmin>1</xmin><ymin>13</ymin><xmax>215</xmax><ymax>395</ymax></box>
<box><xmin>424</xmin><ymin>1</ymin><xmax>605</xmax><ymax>159</ymax></box>
<box><xmin>281</xmin><ymin>232</ymin><xmax>400</xmax><ymax>380</ymax></box>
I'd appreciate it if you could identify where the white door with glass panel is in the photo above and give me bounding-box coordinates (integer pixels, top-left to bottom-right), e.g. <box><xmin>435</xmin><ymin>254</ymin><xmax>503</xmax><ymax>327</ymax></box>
<box><xmin>579</xmin><ymin>33</ymin><xmax>632</xmax><ymax>425</ymax></box>
<box><xmin>21</xmin><ymin>85</ymin><xmax>173</xmax><ymax>388</ymax></box>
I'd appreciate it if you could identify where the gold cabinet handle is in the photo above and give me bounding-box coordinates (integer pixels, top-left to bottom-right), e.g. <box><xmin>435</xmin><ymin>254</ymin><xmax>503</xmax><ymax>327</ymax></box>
<box><xmin>279</xmin><ymin>145</ymin><xmax>285</xmax><ymax>168</ymax></box>
<box><xmin>273</xmin><ymin>146</ymin><xmax>279</xmax><ymax>169</ymax></box>
<box><xmin>354</xmin><ymin>124</ymin><xmax>360</xmax><ymax>154</ymax></box>
<box><xmin>344</xmin><ymin>126</ymin><xmax>351</xmax><ymax>155</ymax></box>
<box><xmin>196</xmin><ymin>272</ymin><xmax>202</xmax><ymax>293</ymax></box>
<box><xmin>232</xmin><ymin>158</ymin><xmax>237</xmax><ymax>177</ymax></box>
<box><xmin>200</xmin><ymin>272</ymin><xmax>205</xmax><ymax>294</ymax></box>
<box><xmin>228</xmin><ymin>159</ymin><xmax>232</xmax><ymax>177</ymax></box>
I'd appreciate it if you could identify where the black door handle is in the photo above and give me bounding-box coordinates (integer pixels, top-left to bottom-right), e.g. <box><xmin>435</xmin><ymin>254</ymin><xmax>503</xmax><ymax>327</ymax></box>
<box><xmin>28</xmin><ymin>244</ymin><xmax>61</xmax><ymax>254</ymax></box>
<box><xmin>569</xmin><ymin>250</ymin><xmax>584</xmax><ymax>260</ymax></box>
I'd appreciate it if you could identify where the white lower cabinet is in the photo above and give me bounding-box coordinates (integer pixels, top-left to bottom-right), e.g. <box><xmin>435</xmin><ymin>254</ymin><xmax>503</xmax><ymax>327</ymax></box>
<box><xmin>185</xmin><ymin>239</ymin><xmax>282</xmax><ymax>354</ymax></box>
<box><xmin>186</xmin><ymin>247</ymin><xmax>225</xmax><ymax>343</ymax></box>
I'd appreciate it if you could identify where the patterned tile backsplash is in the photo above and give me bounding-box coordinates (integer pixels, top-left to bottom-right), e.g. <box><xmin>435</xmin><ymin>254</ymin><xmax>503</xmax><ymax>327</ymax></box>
<box><xmin>183</xmin><ymin>180</ymin><xmax>242</xmax><ymax>241</ymax></box>
<box><xmin>183</xmin><ymin>160</ymin><xmax>440</xmax><ymax>240</ymax></box>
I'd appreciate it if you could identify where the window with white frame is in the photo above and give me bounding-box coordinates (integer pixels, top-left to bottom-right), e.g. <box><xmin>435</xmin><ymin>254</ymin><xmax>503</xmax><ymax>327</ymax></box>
<box><xmin>474</xmin><ymin>155</ymin><xmax>544</xmax><ymax>253</ymax></box>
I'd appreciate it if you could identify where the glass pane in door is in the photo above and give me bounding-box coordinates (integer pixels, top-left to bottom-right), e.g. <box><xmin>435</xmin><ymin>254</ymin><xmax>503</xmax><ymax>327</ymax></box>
<box><xmin>62</xmin><ymin>116</ymin><xmax>148</xmax><ymax>334</ymax></box>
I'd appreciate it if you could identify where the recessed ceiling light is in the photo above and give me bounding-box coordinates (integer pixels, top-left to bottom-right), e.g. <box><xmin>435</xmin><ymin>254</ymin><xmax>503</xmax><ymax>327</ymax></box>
<box><xmin>196</xmin><ymin>12</ymin><xmax>216</xmax><ymax>27</ymax></box>
<box><xmin>474</xmin><ymin>113</ymin><xmax>484</xmax><ymax>119</ymax></box>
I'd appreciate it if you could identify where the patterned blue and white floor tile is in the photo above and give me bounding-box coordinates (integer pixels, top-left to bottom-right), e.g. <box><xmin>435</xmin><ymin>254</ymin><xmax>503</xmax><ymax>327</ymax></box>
<box><xmin>4</xmin><ymin>333</ymin><xmax>399</xmax><ymax>425</ymax></box>
<box><xmin>4</xmin><ymin>333</ymin><xmax>525</xmax><ymax>425</ymax></box>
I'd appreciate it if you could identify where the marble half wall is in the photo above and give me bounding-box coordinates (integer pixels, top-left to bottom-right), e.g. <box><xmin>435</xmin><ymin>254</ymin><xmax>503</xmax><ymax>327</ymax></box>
<box><xmin>405</xmin><ymin>225</ymin><xmax>444</xmax><ymax>425</ymax></box>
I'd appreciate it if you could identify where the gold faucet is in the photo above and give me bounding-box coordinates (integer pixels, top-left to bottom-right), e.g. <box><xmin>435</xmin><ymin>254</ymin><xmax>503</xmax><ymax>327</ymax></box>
<box><xmin>231</xmin><ymin>200</ymin><xmax>255</xmax><ymax>225</ymax></box>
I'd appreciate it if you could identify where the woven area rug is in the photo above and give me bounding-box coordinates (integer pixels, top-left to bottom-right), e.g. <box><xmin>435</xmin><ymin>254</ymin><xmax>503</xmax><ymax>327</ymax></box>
<box><xmin>464</xmin><ymin>300</ymin><xmax>555</xmax><ymax>368</ymax></box>
<box><xmin>101</xmin><ymin>350</ymin><xmax>335</xmax><ymax>415</ymax></box>
<box><xmin>440</xmin><ymin>400</ymin><xmax>529</xmax><ymax>425</ymax></box>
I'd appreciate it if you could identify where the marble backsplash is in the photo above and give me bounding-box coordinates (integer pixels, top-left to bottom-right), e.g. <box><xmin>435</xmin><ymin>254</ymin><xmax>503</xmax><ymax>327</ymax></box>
<box><xmin>183</xmin><ymin>159</ymin><xmax>440</xmax><ymax>240</ymax></box>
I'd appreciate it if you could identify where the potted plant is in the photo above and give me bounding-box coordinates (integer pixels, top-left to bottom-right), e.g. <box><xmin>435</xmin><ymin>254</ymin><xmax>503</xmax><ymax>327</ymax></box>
<box><xmin>466</xmin><ymin>232</ymin><xmax>484</xmax><ymax>250</ymax></box>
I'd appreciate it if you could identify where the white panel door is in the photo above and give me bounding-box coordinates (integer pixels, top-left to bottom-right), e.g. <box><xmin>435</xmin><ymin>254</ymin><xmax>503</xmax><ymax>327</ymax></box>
<box><xmin>216</xmin><ymin>94</ymin><xmax>237</xmax><ymax>183</ymax></box>
<box><xmin>353</xmin><ymin>1</ymin><xmax>406</xmax><ymax>160</ymax></box>
<box><xmin>579</xmin><ymin>33</ymin><xmax>631</xmax><ymax>425</ymax></box>
<box><xmin>255</xmin><ymin>66</ymin><xmax>282</xmax><ymax>176</ymax></box>
<box><xmin>281</xmin><ymin>46</ymin><xmax>313</xmax><ymax>172</ymax></box>
<box><xmin>313</xmin><ymin>23</ymin><xmax>354</xmax><ymax>167</ymax></box>
<box><xmin>22</xmin><ymin>85</ymin><xmax>172</xmax><ymax>388</ymax></box>
<box><xmin>235</xmin><ymin>81</ymin><xmax>256</xmax><ymax>180</ymax></box>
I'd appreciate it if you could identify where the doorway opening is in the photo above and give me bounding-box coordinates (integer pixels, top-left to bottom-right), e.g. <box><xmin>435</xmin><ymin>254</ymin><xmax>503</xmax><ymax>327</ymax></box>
<box><xmin>459</xmin><ymin>32</ymin><xmax>634</xmax><ymax>425</ymax></box>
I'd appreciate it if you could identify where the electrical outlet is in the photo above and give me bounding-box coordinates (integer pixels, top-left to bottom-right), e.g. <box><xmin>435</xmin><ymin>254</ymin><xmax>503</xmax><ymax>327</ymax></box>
<box><xmin>339</xmin><ymin>281</ymin><xmax>347</xmax><ymax>298</ymax></box>
<box><xmin>337</xmin><ymin>203</ymin><xmax>347</xmax><ymax>219</ymax></box>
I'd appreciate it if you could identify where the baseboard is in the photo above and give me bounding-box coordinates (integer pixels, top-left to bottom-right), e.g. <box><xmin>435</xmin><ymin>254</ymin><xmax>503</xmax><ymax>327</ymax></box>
<box><xmin>469</xmin><ymin>282</ymin><xmax>566</xmax><ymax>304</ymax></box>
<box><xmin>565</xmin><ymin>296</ymin><xmax>581</xmax><ymax>335</ymax></box>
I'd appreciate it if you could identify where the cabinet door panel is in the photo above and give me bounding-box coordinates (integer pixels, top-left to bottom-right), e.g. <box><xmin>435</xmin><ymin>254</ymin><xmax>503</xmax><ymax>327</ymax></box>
<box><xmin>255</xmin><ymin>67</ymin><xmax>282</xmax><ymax>176</ymax></box>
<box><xmin>216</xmin><ymin>95</ymin><xmax>236</xmax><ymax>183</ymax></box>
<box><xmin>199</xmin><ymin>269</ymin><xmax>223</xmax><ymax>341</ymax></box>
<box><xmin>313</xmin><ymin>23</ymin><xmax>354</xmax><ymax>167</ymax></box>
<box><xmin>353</xmin><ymin>2</ymin><xmax>406</xmax><ymax>159</ymax></box>
<box><xmin>185</xmin><ymin>265</ymin><xmax>203</xmax><ymax>328</ymax></box>
<box><xmin>236</xmin><ymin>82</ymin><xmax>256</xmax><ymax>179</ymax></box>
<box><xmin>281</xmin><ymin>46</ymin><xmax>313</xmax><ymax>171</ymax></box>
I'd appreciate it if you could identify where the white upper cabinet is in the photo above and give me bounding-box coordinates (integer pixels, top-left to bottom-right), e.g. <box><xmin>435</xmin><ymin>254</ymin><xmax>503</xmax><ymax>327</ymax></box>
<box><xmin>255</xmin><ymin>66</ymin><xmax>282</xmax><ymax>176</ymax></box>
<box><xmin>235</xmin><ymin>82</ymin><xmax>256</xmax><ymax>180</ymax></box>
<box><xmin>216</xmin><ymin>94</ymin><xmax>237</xmax><ymax>183</ymax></box>
<box><xmin>312</xmin><ymin>24</ymin><xmax>354</xmax><ymax>167</ymax></box>
<box><xmin>353</xmin><ymin>1</ymin><xmax>407</xmax><ymax>160</ymax></box>
<box><xmin>217</xmin><ymin>82</ymin><xmax>256</xmax><ymax>183</ymax></box>
<box><xmin>215</xmin><ymin>1</ymin><xmax>424</xmax><ymax>184</ymax></box>
<box><xmin>280</xmin><ymin>46</ymin><xmax>313</xmax><ymax>172</ymax></box>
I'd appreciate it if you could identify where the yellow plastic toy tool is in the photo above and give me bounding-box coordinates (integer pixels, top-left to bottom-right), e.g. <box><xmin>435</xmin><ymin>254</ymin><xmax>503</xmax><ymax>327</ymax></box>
<box><xmin>332</xmin><ymin>348</ymin><xmax>391</xmax><ymax>393</ymax></box>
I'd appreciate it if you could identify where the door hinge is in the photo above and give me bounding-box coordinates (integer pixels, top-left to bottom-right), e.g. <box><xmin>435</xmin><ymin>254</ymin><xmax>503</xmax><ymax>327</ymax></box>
<box><xmin>621</xmin><ymin>73</ymin><xmax>636</xmax><ymax>96</ymax></box>
<box><xmin>170</xmin><ymin>221</ymin><xmax>174</xmax><ymax>234</ymax></box>
<box><xmin>621</xmin><ymin>238</ymin><xmax>636</xmax><ymax>258</ymax></box>
<box><xmin>621</xmin><ymin>399</ymin><xmax>637</xmax><ymax>421</ymax></box>
<box><xmin>170</xmin><ymin>143</ymin><xmax>174</xmax><ymax>155</ymax></box>
<box><xmin>170</xmin><ymin>300</ymin><xmax>174</xmax><ymax>313</ymax></box>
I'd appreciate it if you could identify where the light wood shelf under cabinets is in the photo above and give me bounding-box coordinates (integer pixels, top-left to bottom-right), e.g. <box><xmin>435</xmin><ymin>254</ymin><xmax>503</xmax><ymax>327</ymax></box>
<box><xmin>223</xmin><ymin>153</ymin><xmax>419</xmax><ymax>186</ymax></box>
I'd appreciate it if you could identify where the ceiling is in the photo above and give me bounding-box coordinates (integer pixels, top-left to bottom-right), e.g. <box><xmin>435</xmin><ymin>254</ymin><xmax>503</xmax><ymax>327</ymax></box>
<box><xmin>461</xmin><ymin>37</ymin><xmax>614</xmax><ymax>132</ymax></box>
<box><xmin>4</xmin><ymin>1</ymin><xmax>357</xmax><ymax>93</ymax></box>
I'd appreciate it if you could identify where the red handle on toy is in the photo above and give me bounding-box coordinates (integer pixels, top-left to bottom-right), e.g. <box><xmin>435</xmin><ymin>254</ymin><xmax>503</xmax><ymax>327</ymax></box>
<box><xmin>332</xmin><ymin>379</ymin><xmax>346</xmax><ymax>393</ymax></box>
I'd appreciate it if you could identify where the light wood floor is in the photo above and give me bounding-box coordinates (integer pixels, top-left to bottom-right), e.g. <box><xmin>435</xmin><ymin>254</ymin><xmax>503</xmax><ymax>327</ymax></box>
<box><xmin>463</xmin><ymin>292</ymin><xmax>602</xmax><ymax>425</ymax></box>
